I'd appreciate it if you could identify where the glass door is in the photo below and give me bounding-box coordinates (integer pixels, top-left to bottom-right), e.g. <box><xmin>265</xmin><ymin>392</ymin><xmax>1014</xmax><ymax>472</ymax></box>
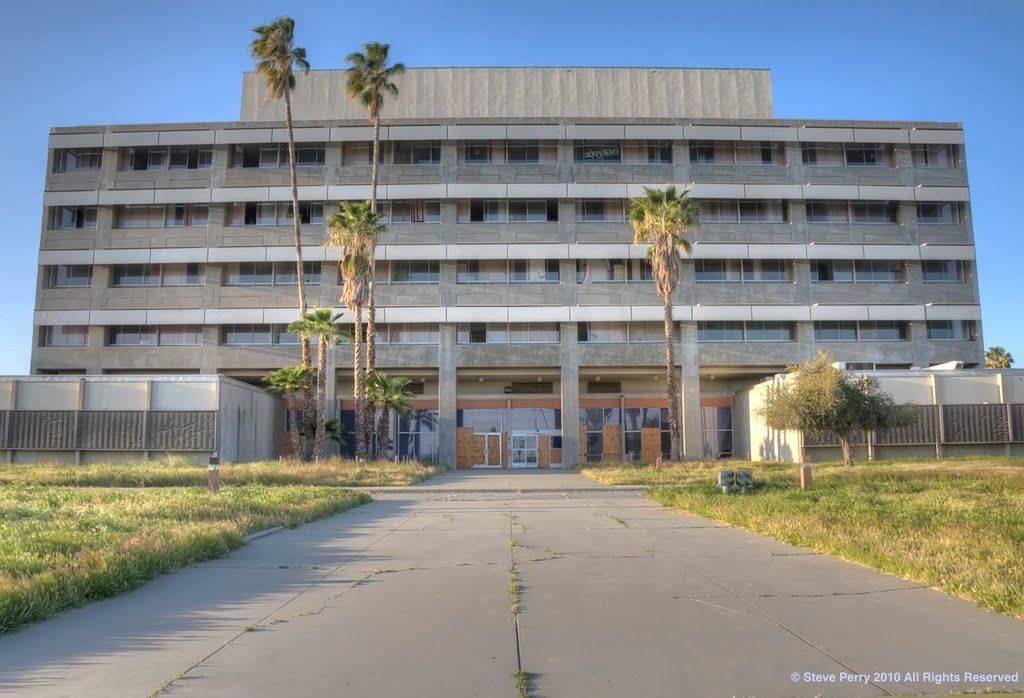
<box><xmin>510</xmin><ymin>432</ymin><xmax>539</xmax><ymax>468</ymax></box>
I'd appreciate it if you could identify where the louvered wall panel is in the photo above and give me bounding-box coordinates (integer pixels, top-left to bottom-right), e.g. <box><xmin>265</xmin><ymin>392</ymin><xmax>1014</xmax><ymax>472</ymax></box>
<box><xmin>147</xmin><ymin>411</ymin><xmax>216</xmax><ymax>451</ymax></box>
<box><xmin>0</xmin><ymin>411</ymin><xmax>7</xmax><ymax>447</ymax></box>
<box><xmin>8</xmin><ymin>411</ymin><xmax>76</xmax><ymax>449</ymax></box>
<box><xmin>1011</xmin><ymin>404</ymin><xmax>1024</xmax><ymax>443</ymax></box>
<box><xmin>875</xmin><ymin>405</ymin><xmax>939</xmax><ymax>445</ymax></box>
<box><xmin>77</xmin><ymin>411</ymin><xmax>145</xmax><ymax>450</ymax></box>
<box><xmin>942</xmin><ymin>404</ymin><xmax>1009</xmax><ymax>443</ymax></box>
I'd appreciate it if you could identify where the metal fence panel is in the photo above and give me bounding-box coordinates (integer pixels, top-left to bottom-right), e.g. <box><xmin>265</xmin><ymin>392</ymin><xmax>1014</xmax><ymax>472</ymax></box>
<box><xmin>803</xmin><ymin>430</ymin><xmax>865</xmax><ymax>447</ymax></box>
<box><xmin>146</xmin><ymin>411</ymin><xmax>216</xmax><ymax>451</ymax></box>
<box><xmin>942</xmin><ymin>404</ymin><xmax>1010</xmax><ymax>443</ymax></box>
<box><xmin>1011</xmin><ymin>404</ymin><xmax>1024</xmax><ymax>443</ymax></box>
<box><xmin>8</xmin><ymin>411</ymin><xmax>76</xmax><ymax>450</ymax></box>
<box><xmin>875</xmin><ymin>405</ymin><xmax>939</xmax><ymax>446</ymax></box>
<box><xmin>76</xmin><ymin>411</ymin><xmax>146</xmax><ymax>450</ymax></box>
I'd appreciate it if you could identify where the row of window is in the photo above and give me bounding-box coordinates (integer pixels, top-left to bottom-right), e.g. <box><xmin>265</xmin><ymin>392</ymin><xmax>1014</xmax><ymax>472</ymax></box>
<box><xmin>45</xmin><ymin>200</ymin><xmax>968</xmax><ymax>231</ymax></box>
<box><xmin>53</xmin><ymin>142</ymin><xmax>958</xmax><ymax>173</ymax></box>
<box><xmin>39</xmin><ymin>320</ymin><xmax>978</xmax><ymax>348</ymax></box>
<box><xmin>42</xmin><ymin>258</ymin><xmax>971</xmax><ymax>289</ymax></box>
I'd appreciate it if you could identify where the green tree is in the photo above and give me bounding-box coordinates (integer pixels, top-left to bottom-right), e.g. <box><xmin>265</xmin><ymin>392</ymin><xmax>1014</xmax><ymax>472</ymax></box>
<box><xmin>986</xmin><ymin>346</ymin><xmax>1014</xmax><ymax>368</ymax></box>
<box><xmin>758</xmin><ymin>351</ymin><xmax>915</xmax><ymax>467</ymax></box>
<box><xmin>290</xmin><ymin>308</ymin><xmax>347</xmax><ymax>460</ymax></box>
<box><xmin>262</xmin><ymin>365</ymin><xmax>314</xmax><ymax>461</ymax></box>
<box><xmin>628</xmin><ymin>185</ymin><xmax>700</xmax><ymax>460</ymax></box>
<box><xmin>250</xmin><ymin>17</ymin><xmax>314</xmax><ymax>450</ymax></box>
<box><xmin>344</xmin><ymin>43</ymin><xmax>405</xmax><ymax>416</ymax></box>
<box><xmin>366</xmin><ymin>372</ymin><xmax>414</xmax><ymax>458</ymax></box>
<box><xmin>325</xmin><ymin>201</ymin><xmax>384</xmax><ymax>459</ymax></box>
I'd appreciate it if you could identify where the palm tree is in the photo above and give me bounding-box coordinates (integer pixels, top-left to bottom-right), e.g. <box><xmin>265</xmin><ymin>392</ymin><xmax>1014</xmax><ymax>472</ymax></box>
<box><xmin>289</xmin><ymin>308</ymin><xmax>347</xmax><ymax>460</ymax></box>
<box><xmin>325</xmin><ymin>201</ymin><xmax>384</xmax><ymax>459</ymax></box>
<box><xmin>250</xmin><ymin>18</ymin><xmax>314</xmax><ymax>451</ymax></box>
<box><xmin>366</xmin><ymin>372</ymin><xmax>414</xmax><ymax>459</ymax></box>
<box><xmin>629</xmin><ymin>185</ymin><xmax>700</xmax><ymax>461</ymax></box>
<box><xmin>344</xmin><ymin>43</ymin><xmax>405</xmax><ymax>399</ymax></box>
<box><xmin>986</xmin><ymin>346</ymin><xmax>1014</xmax><ymax>368</ymax></box>
<box><xmin>263</xmin><ymin>365</ymin><xmax>314</xmax><ymax>461</ymax></box>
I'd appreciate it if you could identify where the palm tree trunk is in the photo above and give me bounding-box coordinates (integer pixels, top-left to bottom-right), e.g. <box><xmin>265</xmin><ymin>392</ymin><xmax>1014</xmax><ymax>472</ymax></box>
<box><xmin>285</xmin><ymin>89</ymin><xmax>314</xmax><ymax>460</ymax></box>
<box><xmin>364</xmin><ymin>116</ymin><xmax>381</xmax><ymax>451</ymax></box>
<box><xmin>377</xmin><ymin>407</ymin><xmax>390</xmax><ymax>459</ymax></box>
<box><xmin>314</xmin><ymin>337</ymin><xmax>327</xmax><ymax>460</ymax></box>
<box><xmin>663</xmin><ymin>295</ymin><xmax>682</xmax><ymax>461</ymax></box>
<box><xmin>353</xmin><ymin>309</ymin><xmax>366</xmax><ymax>459</ymax></box>
<box><xmin>287</xmin><ymin>398</ymin><xmax>302</xmax><ymax>461</ymax></box>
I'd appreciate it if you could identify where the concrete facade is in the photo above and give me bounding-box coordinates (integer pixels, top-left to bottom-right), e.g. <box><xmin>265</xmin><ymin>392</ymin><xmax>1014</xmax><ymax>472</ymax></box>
<box><xmin>32</xmin><ymin>67</ymin><xmax>983</xmax><ymax>466</ymax></box>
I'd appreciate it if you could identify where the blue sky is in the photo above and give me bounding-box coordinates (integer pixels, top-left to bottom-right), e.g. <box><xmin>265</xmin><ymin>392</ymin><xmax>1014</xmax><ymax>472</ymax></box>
<box><xmin>2</xmin><ymin>0</ymin><xmax>1021</xmax><ymax>373</ymax></box>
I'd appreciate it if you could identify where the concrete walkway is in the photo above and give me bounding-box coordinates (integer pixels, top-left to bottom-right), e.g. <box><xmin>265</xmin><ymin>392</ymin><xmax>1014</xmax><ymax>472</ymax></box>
<box><xmin>2</xmin><ymin>474</ymin><xmax>1023</xmax><ymax>697</ymax></box>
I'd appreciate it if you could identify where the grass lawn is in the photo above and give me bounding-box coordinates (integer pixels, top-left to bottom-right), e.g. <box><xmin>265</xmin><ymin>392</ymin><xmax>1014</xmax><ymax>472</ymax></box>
<box><xmin>581</xmin><ymin>458</ymin><xmax>1024</xmax><ymax>619</ymax></box>
<box><xmin>0</xmin><ymin>484</ymin><xmax>369</xmax><ymax>633</ymax></box>
<box><xmin>0</xmin><ymin>457</ymin><xmax>445</xmax><ymax>488</ymax></box>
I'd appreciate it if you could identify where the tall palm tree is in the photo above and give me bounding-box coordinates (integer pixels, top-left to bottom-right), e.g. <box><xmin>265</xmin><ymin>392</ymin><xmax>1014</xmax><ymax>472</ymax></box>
<box><xmin>263</xmin><ymin>365</ymin><xmax>314</xmax><ymax>461</ymax></box>
<box><xmin>366</xmin><ymin>372</ymin><xmax>414</xmax><ymax>459</ymax></box>
<box><xmin>629</xmin><ymin>185</ymin><xmax>700</xmax><ymax>460</ymax></box>
<box><xmin>344</xmin><ymin>43</ymin><xmax>405</xmax><ymax>394</ymax></box>
<box><xmin>250</xmin><ymin>18</ymin><xmax>314</xmax><ymax>451</ymax></box>
<box><xmin>986</xmin><ymin>346</ymin><xmax>1014</xmax><ymax>368</ymax></box>
<box><xmin>289</xmin><ymin>308</ymin><xmax>347</xmax><ymax>460</ymax></box>
<box><xmin>325</xmin><ymin>201</ymin><xmax>384</xmax><ymax>459</ymax></box>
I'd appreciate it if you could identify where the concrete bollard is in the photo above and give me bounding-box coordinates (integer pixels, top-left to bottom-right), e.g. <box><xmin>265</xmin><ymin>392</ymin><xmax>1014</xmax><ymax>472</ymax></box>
<box><xmin>208</xmin><ymin>455</ymin><xmax>221</xmax><ymax>492</ymax></box>
<box><xmin>655</xmin><ymin>456</ymin><xmax>662</xmax><ymax>471</ymax></box>
<box><xmin>800</xmin><ymin>464</ymin><xmax>812</xmax><ymax>490</ymax></box>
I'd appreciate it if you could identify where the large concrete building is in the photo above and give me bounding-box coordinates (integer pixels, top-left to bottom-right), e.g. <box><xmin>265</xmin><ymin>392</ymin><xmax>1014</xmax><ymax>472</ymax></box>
<box><xmin>33</xmin><ymin>67</ymin><xmax>982</xmax><ymax>467</ymax></box>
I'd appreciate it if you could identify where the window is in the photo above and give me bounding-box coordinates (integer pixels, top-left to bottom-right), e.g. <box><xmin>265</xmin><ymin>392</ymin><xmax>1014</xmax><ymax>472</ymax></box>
<box><xmin>575</xmin><ymin>259</ymin><xmax>651</xmax><ymax>283</ymax></box>
<box><xmin>916</xmin><ymin>202</ymin><xmax>962</xmax><ymax>224</ymax></box>
<box><xmin>701</xmin><ymin>406</ymin><xmax>733</xmax><ymax>458</ymax></box>
<box><xmin>581</xmin><ymin>407</ymin><xmax>625</xmax><ymax>462</ymax></box>
<box><xmin>805</xmin><ymin>201</ymin><xmax>849</xmax><ymax>223</ymax></box>
<box><xmin>124</xmin><ymin>145</ymin><xmax>212</xmax><ymax>171</ymax></box>
<box><xmin>574</xmin><ymin>141</ymin><xmax>621</xmax><ymax>163</ymax></box>
<box><xmin>107</xmin><ymin>325</ymin><xmax>158</xmax><ymax>346</ymax></box>
<box><xmin>456</xmin><ymin>260</ymin><xmax>508</xmax><ymax>283</ymax></box>
<box><xmin>392</xmin><ymin>141</ymin><xmax>440</xmax><ymax>164</ymax></box>
<box><xmin>700</xmin><ymin>197</ymin><xmax>787</xmax><ymax>223</ymax></box>
<box><xmin>854</xmin><ymin>260</ymin><xmax>903</xmax><ymax>282</ymax></box>
<box><xmin>507</xmin><ymin>200</ymin><xmax>558</xmax><ymax>222</ymax></box>
<box><xmin>50</xmin><ymin>206</ymin><xmax>97</xmax><ymax>230</ymax></box>
<box><xmin>111</xmin><ymin>264</ymin><xmax>160</xmax><ymax>287</ymax></box>
<box><xmin>389</xmin><ymin>260</ymin><xmax>440</xmax><ymax>284</ymax></box>
<box><xmin>457</xmin><ymin>323</ymin><xmax>506</xmax><ymax>344</ymax></box>
<box><xmin>161</xmin><ymin>263</ymin><xmax>203</xmax><ymax>287</ymax></box>
<box><xmin>53</xmin><ymin>148</ymin><xmax>102</xmax><ymax>173</ymax></box>
<box><xmin>735</xmin><ymin>141</ymin><xmax>779</xmax><ymax>165</ymax></box>
<box><xmin>625</xmin><ymin>322</ymin><xmax>664</xmax><ymax>342</ymax></box>
<box><xmin>912</xmin><ymin>144</ymin><xmax>954</xmax><ymax>168</ymax></box>
<box><xmin>858</xmin><ymin>321</ymin><xmax>907</xmax><ymax>341</ymax></box>
<box><xmin>464</xmin><ymin>141</ymin><xmax>491</xmax><ymax>163</ymax></box>
<box><xmin>922</xmin><ymin>260</ymin><xmax>966</xmax><ymax>283</ymax></box>
<box><xmin>40</xmin><ymin>325</ymin><xmax>88</xmax><ymax>347</ymax></box>
<box><xmin>801</xmin><ymin>142</ymin><xmax>844</xmax><ymax>166</ymax></box>
<box><xmin>117</xmin><ymin>205</ymin><xmax>165</xmax><ymax>228</ymax></box>
<box><xmin>386</xmin><ymin>324</ymin><xmax>440</xmax><ymax>344</ymax></box>
<box><xmin>743</xmin><ymin>321</ymin><xmax>794</xmax><ymax>342</ymax></box>
<box><xmin>168</xmin><ymin>146</ymin><xmax>213</xmax><ymax>169</ymax></box>
<box><xmin>231</xmin><ymin>143</ymin><xmax>324</xmax><ymax>168</ymax></box>
<box><xmin>115</xmin><ymin>204</ymin><xmax>208</xmax><ymax>229</ymax></box>
<box><xmin>697</xmin><ymin>322</ymin><xmax>744</xmax><ymax>342</ymax></box>
<box><xmin>695</xmin><ymin>260</ymin><xmax>791</xmax><ymax>283</ymax></box>
<box><xmin>168</xmin><ymin>204</ymin><xmax>209</xmax><ymax>227</ymax></box>
<box><xmin>576</xmin><ymin>322</ymin><xmax>629</xmax><ymax>343</ymax></box>
<box><xmin>509</xmin><ymin>259</ymin><xmax>559</xmax><ymax>283</ymax></box>
<box><xmin>223</xmin><ymin>324</ymin><xmax>272</xmax><ymax>345</ymax></box>
<box><xmin>646</xmin><ymin>140</ymin><xmax>672</xmax><ymax>164</ymax></box>
<box><xmin>810</xmin><ymin>260</ymin><xmax>854</xmax><ymax>283</ymax></box>
<box><xmin>157</xmin><ymin>325</ymin><xmax>203</xmax><ymax>345</ymax></box>
<box><xmin>813</xmin><ymin>321</ymin><xmax>858</xmax><ymax>341</ymax></box>
<box><xmin>507</xmin><ymin>323</ymin><xmax>560</xmax><ymax>344</ymax></box>
<box><xmin>844</xmin><ymin>143</ymin><xmax>886</xmax><ymax>166</ymax></box>
<box><xmin>574</xmin><ymin>200</ymin><xmax>625</xmax><ymax>222</ymax></box>
<box><xmin>506</xmin><ymin>141</ymin><xmax>544</xmax><ymax>163</ymax></box>
<box><xmin>397</xmin><ymin>409</ymin><xmax>439</xmax><ymax>462</ymax></box>
<box><xmin>851</xmin><ymin>201</ymin><xmax>898</xmax><ymax>224</ymax></box>
<box><xmin>458</xmin><ymin>199</ymin><xmax>506</xmax><ymax>223</ymax></box>
<box><xmin>927</xmin><ymin>320</ymin><xmax>975</xmax><ymax>340</ymax></box>
<box><xmin>229</xmin><ymin>202</ymin><xmax>324</xmax><ymax>226</ymax></box>
<box><xmin>689</xmin><ymin>140</ymin><xmax>726</xmax><ymax>164</ymax></box>
<box><xmin>225</xmin><ymin>262</ymin><xmax>318</xmax><ymax>286</ymax></box>
<box><xmin>47</xmin><ymin>265</ymin><xmax>92</xmax><ymax>288</ymax></box>
<box><xmin>699</xmin><ymin>200</ymin><xmax>738</xmax><ymax>223</ymax></box>
<box><xmin>380</xmin><ymin>200</ymin><xmax>441</xmax><ymax>224</ymax></box>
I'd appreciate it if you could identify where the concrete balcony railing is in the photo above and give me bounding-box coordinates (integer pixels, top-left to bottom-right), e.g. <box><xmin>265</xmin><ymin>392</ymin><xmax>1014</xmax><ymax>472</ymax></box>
<box><xmin>453</xmin><ymin>284</ymin><xmax>562</xmax><ymax>307</ymax></box>
<box><xmin>917</xmin><ymin>224</ymin><xmax>974</xmax><ymax>245</ymax></box>
<box><xmin>453</xmin><ymin>222</ymin><xmax>562</xmax><ymax>244</ymax></box>
<box><xmin>570</xmin><ymin>163</ymin><xmax>675</xmax><ymax>183</ymax></box>
<box><xmin>109</xmin><ymin>169</ymin><xmax>212</xmax><ymax>190</ymax></box>
<box><xmin>222</xmin><ymin>167</ymin><xmax>325</xmax><ymax>188</ymax></box>
<box><xmin>690</xmin><ymin>283</ymin><xmax>806</xmax><ymax>306</ymax></box>
<box><xmin>910</xmin><ymin>168</ymin><xmax>968</xmax><ymax>187</ymax></box>
<box><xmin>800</xmin><ymin>166</ymin><xmax>902</xmax><ymax>187</ymax></box>
<box><xmin>699</xmin><ymin>341</ymin><xmax>810</xmax><ymax>367</ymax></box>
<box><xmin>696</xmin><ymin>222</ymin><xmax>800</xmax><ymax>244</ymax></box>
<box><xmin>454</xmin><ymin>344</ymin><xmax>561</xmax><ymax>368</ymax></box>
<box><xmin>337</xmin><ymin>164</ymin><xmax>443</xmax><ymax>185</ymax></box>
<box><xmin>107</xmin><ymin>225</ymin><xmax>212</xmax><ymax>249</ymax></box>
<box><xmin>578</xmin><ymin>342</ymin><xmax>667</xmax><ymax>367</ymax></box>
<box><xmin>46</xmin><ymin>171</ymin><xmax>104</xmax><ymax>191</ymax></box>
<box><xmin>101</xmin><ymin>287</ymin><xmax>206</xmax><ymax>311</ymax></box>
<box><xmin>689</xmin><ymin>164</ymin><xmax>791</xmax><ymax>184</ymax></box>
<box><xmin>453</xmin><ymin>163</ymin><xmax>562</xmax><ymax>183</ymax></box>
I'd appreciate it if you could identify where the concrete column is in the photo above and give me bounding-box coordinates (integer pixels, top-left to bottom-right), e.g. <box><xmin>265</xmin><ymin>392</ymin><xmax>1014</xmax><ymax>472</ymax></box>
<box><xmin>559</xmin><ymin>321</ymin><xmax>580</xmax><ymax>467</ymax></box>
<box><xmin>437</xmin><ymin>323</ymin><xmax>457</xmax><ymax>467</ymax></box>
<box><xmin>677</xmin><ymin>321</ymin><xmax>703</xmax><ymax>459</ymax></box>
